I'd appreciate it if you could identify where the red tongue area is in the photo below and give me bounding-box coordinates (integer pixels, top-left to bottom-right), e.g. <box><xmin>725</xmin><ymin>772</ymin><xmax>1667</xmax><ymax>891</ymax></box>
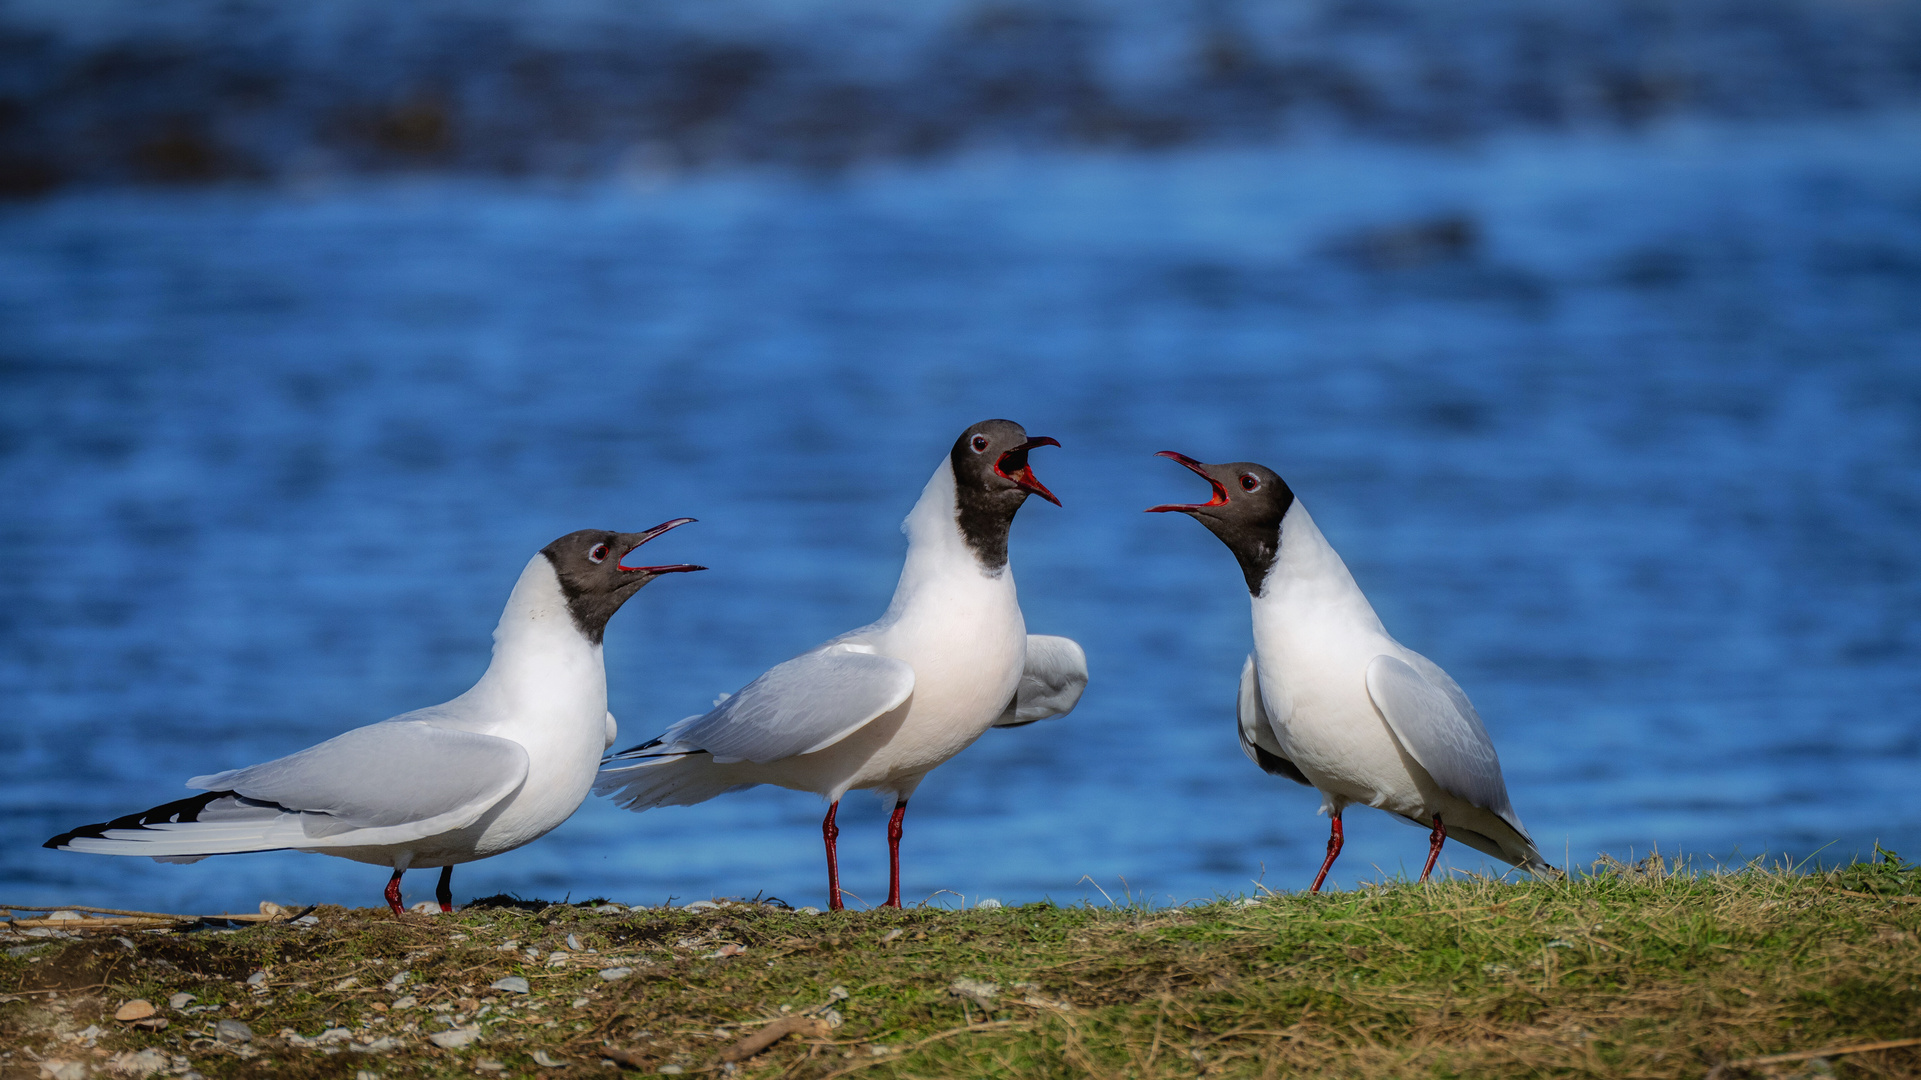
<box><xmin>1146</xmin><ymin>450</ymin><xmax>1229</xmax><ymax>512</ymax></box>
<box><xmin>618</xmin><ymin>517</ymin><xmax>708</xmax><ymax>575</ymax></box>
<box><xmin>995</xmin><ymin>436</ymin><xmax>1063</xmax><ymax>506</ymax></box>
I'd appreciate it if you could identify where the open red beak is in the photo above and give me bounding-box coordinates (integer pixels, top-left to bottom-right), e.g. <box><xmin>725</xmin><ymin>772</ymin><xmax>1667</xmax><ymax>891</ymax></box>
<box><xmin>619</xmin><ymin>517</ymin><xmax>707</xmax><ymax>575</ymax></box>
<box><xmin>1145</xmin><ymin>451</ymin><xmax>1229</xmax><ymax>513</ymax></box>
<box><xmin>995</xmin><ymin>436</ymin><xmax>1063</xmax><ymax>506</ymax></box>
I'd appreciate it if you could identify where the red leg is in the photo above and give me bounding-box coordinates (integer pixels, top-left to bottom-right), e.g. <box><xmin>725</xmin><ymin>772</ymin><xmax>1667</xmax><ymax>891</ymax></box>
<box><xmin>1419</xmin><ymin>815</ymin><xmax>1447</xmax><ymax>883</ymax></box>
<box><xmin>822</xmin><ymin>801</ymin><xmax>843</xmax><ymax>912</ymax></box>
<box><xmin>384</xmin><ymin>869</ymin><xmax>405</xmax><ymax>916</ymax></box>
<box><xmin>436</xmin><ymin>866</ymin><xmax>454</xmax><ymax>913</ymax></box>
<box><xmin>883</xmin><ymin>801</ymin><xmax>909</xmax><ymax>908</ymax></box>
<box><xmin>1309</xmin><ymin>815</ymin><xmax>1344</xmax><ymax>894</ymax></box>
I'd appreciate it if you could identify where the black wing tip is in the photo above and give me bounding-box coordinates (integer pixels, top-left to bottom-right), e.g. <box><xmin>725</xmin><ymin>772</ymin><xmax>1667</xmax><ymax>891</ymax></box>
<box><xmin>1252</xmin><ymin>745</ymin><xmax>1312</xmax><ymax>786</ymax></box>
<box><xmin>44</xmin><ymin>790</ymin><xmax>238</xmax><ymax>849</ymax></box>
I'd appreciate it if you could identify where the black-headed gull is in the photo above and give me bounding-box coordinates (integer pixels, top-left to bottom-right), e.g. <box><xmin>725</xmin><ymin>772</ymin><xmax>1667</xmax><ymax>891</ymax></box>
<box><xmin>1148</xmin><ymin>452</ymin><xmax>1552</xmax><ymax>890</ymax></box>
<box><xmin>597</xmin><ymin>420</ymin><xmax>1087</xmax><ymax>910</ymax></box>
<box><xmin>46</xmin><ymin>522</ymin><xmax>704</xmax><ymax>914</ymax></box>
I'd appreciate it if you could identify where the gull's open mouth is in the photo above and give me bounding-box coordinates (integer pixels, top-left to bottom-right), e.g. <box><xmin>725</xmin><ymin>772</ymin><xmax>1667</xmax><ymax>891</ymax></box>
<box><xmin>995</xmin><ymin>436</ymin><xmax>1063</xmax><ymax>506</ymax></box>
<box><xmin>620</xmin><ymin>517</ymin><xmax>706</xmax><ymax>575</ymax></box>
<box><xmin>1145</xmin><ymin>451</ymin><xmax>1229</xmax><ymax>513</ymax></box>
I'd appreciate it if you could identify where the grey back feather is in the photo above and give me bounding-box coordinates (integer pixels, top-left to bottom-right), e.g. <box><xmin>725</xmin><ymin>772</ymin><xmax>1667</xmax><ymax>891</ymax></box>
<box><xmin>188</xmin><ymin>721</ymin><xmax>531</xmax><ymax>832</ymax></box>
<box><xmin>1364</xmin><ymin>654</ymin><xmax>1525</xmax><ymax>834</ymax></box>
<box><xmin>650</xmin><ymin>643</ymin><xmax>916</xmax><ymax>764</ymax></box>
<box><xmin>992</xmin><ymin>635</ymin><xmax>1089</xmax><ymax>727</ymax></box>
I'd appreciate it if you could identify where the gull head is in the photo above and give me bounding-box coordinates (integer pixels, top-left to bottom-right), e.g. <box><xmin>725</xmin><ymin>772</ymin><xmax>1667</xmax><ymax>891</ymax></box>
<box><xmin>1146</xmin><ymin>451</ymin><xmax>1294</xmax><ymax>596</ymax></box>
<box><xmin>541</xmin><ymin>520</ymin><xmax>705</xmax><ymax>642</ymax></box>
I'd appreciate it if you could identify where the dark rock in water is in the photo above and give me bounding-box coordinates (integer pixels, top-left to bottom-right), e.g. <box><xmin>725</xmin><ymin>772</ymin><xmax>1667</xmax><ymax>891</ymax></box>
<box><xmin>1327</xmin><ymin>214</ymin><xmax>1480</xmax><ymax>271</ymax></box>
<box><xmin>0</xmin><ymin>0</ymin><xmax>1917</xmax><ymax>195</ymax></box>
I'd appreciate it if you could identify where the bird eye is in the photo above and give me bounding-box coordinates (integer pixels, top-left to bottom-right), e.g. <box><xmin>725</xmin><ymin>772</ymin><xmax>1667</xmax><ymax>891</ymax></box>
<box><xmin>588</xmin><ymin>543</ymin><xmax>610</xmax><ymax>564</ymax></box>
<box><xmin>1240</xmin><ymin>474</ymin><xmax>1261</xmax><ymax>492</ymax></box>
<box><xmin>971</xmin><ymin>435</ymin><xmax>990</xmax><ymax>453</ymax></box>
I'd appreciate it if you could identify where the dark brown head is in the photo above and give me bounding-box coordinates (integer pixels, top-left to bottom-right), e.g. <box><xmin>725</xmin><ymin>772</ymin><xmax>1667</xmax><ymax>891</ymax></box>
<box><xmin>541</xmin><ymin>519</ymin><xmax>705</xmax><ymax>644</ymax></box>
<box><xmin>948</xmin><ymin>419</ymin><xmax>1062</xmax><ymax>572</ymax></box>
<box><xmin>1147</xmin><ymin>452</ymin><xmax>1295</xmax><ymax>596</ymax></box>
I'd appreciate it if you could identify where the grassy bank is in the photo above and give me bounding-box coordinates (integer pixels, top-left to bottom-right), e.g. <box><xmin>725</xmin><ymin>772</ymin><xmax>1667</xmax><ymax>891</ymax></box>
<box><xmin>4</xmin><ymin>854</ymin><xmax>1919</xmax><ymax>1080</ymax></box>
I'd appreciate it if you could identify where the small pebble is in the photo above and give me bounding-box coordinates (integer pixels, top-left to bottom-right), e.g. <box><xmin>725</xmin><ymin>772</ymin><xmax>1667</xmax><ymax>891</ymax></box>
<box><xmin>114</xmin><ymin>1000</ymin><xmax>156</xmax><ymax>1021</ymax></box>
<box><xmin>167</xmin><ymin>992</ymin><xmax>196</xmax><ymax>1010</ymax></box>
<box><xmin>571</xmin><ymin>997</ymin><xmax>590</xmax><ymax>1008</ymax></box>
<box><xmin>391</xmin><ymin>995</ymin><xmax>417</xmax><ymax>1009</ymax></box>
<box><xmin>490</xmin><ymin>976</ymin><xmax>529</xmax><ymax>994</ymax></box>
<box><xmin>215</xmin><ymin>1019</ymin><xmax>253</xmax><ymax>1044</ymax></box>
<box><xmin>657</xmin><ymin>1067</ymin><xmax>684</xmax><ymax>1076</ymax></box>
<box><xmin>684</xmin><ymin>900</ymin><xmax>719</xmax><ymax>911</ymax></box>
<box><xmin>475</xmin><ymin>1060</ymin><xmax>505</xmax><ymax>1072</ymax></box>
<box><xmin>598</xmin><ymin>967</ymin><xmax>633</xmax><ymax>981</ymax></box>
<box><xmin>427</xmin><ymin>1027</ymin><xmax>480</xmax><ymax>1049</ymax></box>
<box><xmin>975</xmin><ymin>898</ymin><xmax>1002</xmax><ymax>909</ymax></box>
<box><xmin>532</xmin><ymin>1050</ymin><xmax>567</xmax><ymax>1067</ymax></box>
<box><xmin>245</xmin><ymin>971</ymin><xmax>268</xmax><ymax>986</ymax></box>
<box><xmin>293</xmin><ymin>915</ymin><xmax>319</xmax><ymax>926</ymax></box>
<box><xmin>47</xmin><ymin>910</ymin><xmax>82</xmax><ymax>921</ymax></box>
<box><xmin>796</xmin><ymin>907</ymin><xmax>821</xmax><ymax>916</ymax></box>
<box><xmin>566</xmin><ymin>934</ymin><xmax>584</xmax><ymax>951</ymax></box>
<box><xmin>591</xmin><ymin>904</ymin><xmax>624</xmax><ymax>914</ymax></box>
<box><xmin>879</xmin><ymin>929</ymin><xmax>903</xmax><ymax>943</ymax></box>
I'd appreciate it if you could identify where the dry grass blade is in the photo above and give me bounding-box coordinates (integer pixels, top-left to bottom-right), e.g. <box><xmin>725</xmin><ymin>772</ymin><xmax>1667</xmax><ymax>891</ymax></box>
<box><xmin>720</xmin><ymin>1015</ymin><xmax>832</xmax><ymax>1063</ymax></box>
<box><xmin>1727</xmin><ymin>1036</ymin><xmax>1921</xmax><ymax>1068</ymax></box>
<box><xmin>813</xmin><ymin>1020</ymin><xmax>1028</xmax><ymax>1080</ymax></box>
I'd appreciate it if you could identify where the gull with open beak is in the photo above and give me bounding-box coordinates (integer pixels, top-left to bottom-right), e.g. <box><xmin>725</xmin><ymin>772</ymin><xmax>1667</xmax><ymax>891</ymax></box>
<box><xmin>47</xmin><ymin>521</ymin><xmax>705</xmax><ymax>914</ymax></box>
<box><xmin>1148</xmin><ymin>452</ymin><xmax>1554</xmax><ymax>890</ymax></box>
<box><xmin>597</xmin><ymin>419</ymin><xmax>1088</xmax><ymax>910</ymax></box>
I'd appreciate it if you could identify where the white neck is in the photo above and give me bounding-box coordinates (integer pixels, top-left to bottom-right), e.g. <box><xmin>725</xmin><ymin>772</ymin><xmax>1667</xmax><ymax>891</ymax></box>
<box><xmin>1254</xmin><ymin>501</ymin><xmax>1386</xmax><ymax>633</ymax></box>
<box><xmin>455</xmin><ymin>555</ymin><xmax>607</xmax><ymax>732</ymax></box>
<box><xmin>877</xmin><ymin>458</ymin><xmax>1015</xmax><ymax>627</ymax></box>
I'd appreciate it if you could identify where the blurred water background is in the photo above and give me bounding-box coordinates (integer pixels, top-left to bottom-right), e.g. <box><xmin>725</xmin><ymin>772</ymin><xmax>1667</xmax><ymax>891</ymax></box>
<box><xmin>2</xmin><ymin>0</ymin><xmax>1920</xmax><ymax>913</ymax></box>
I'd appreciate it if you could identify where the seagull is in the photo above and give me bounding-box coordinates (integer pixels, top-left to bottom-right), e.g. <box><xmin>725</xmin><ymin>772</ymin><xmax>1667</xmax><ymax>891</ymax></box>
<box><xmin>45</xmin><ymin>522</ymin><xmax>705</xmax><ymax>915</ymax></box>
<box><xmin>597</xmin><ymin>419</ymin><xmax>1087</xmax><ymax>910</ymax></box>
<box><xmin>1147</xmin><ymin>452</ymin><xmax>1553</xmax><ymax>890</ymax></box>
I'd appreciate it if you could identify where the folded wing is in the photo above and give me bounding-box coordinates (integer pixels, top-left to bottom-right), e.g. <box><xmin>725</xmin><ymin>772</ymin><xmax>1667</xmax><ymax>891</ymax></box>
<box><xmin>1238</xmin><ymin>654</ymin><xmax>1310</xmax><ymax>785</ymax></box>
<box><xmin>1364</xmin><ymin>654</ymin><xmax>1524</xmax><ymax>833</ymax></box>
<box><xmin>47</xmin><ymin>722</ymin><xmax>530</xmax><ymax>857</ymax></box>
<box><xmin>992</xmin><ymin>635</ymin><xmax>1089</xmax><ymax>728</ymax></box>
<box><xmin>611</xmin><ymin>642</ymin><xmax>916</xmax><ymax>766</ymax></box>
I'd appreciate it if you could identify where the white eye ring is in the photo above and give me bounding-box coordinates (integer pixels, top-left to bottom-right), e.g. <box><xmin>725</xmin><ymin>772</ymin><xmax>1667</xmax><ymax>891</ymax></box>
<box><xmin>1240</xmin><ymin>474</ymin><xmax>1261</xmax><ymax>493</ymax></box>
<box><xmin>971</xmin><ymin>435</ymin><xmax>990</xmax><ymax>453</ymax></box>
<box><xmin>588</xmin><ymin>543</ymin><xmax>610</xmax><ymax>564</ymax></box>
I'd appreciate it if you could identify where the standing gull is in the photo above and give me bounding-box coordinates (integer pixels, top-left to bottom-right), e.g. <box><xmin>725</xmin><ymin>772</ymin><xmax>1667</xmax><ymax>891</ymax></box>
<box><xmin>597</xmin><ymin>419</ymin><xmax>1087</xmax><ymax>910</ymax></box>
<box><xmin>1148</xmin><ymin>452</ymin><xmax>1553</xmax><ymax>890</ymax></box>
<box><xmin>46</xmin><ymin>522</ymin><xmax>704</xmax><ymax>914</ymax></box>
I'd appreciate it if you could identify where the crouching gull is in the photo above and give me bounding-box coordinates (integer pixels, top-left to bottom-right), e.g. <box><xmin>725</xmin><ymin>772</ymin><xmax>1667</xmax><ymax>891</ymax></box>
<box><xmin>1148</xmin><ymin>452</ymin><xmax>1554</xmax><ymax>890</ymax></box>
<box><xmin>597</xmin><ymin>419</ymin><xmax>1088</xmax><ymax>910</ymax></box>
<box><xmin>46</xmin><ymin>522</ymin><xmax>705</xmax><ymax>914</ymax></box>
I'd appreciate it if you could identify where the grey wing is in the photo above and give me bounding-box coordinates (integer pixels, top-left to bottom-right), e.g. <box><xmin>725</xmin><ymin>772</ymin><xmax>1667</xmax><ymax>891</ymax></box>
<box><xmin>617</xmin><ymin>643</ymin><xmax>916</xmax><ymax>765</ymax></box>
<box><xmin>188</xmin><ymin>721</ymin><xmax>531</xmax><ymax>840</ymax></box>
<box><xmin>1364</xmin><ymin>654</ymin><xmax>1520</xmax><ymax>826</ymax></box>
<box><xmin>1238</xmin><ymin>654</ymin><xmax>1310</xmax><ymax>785</ymax></box>
<box><xmin>992</xmin><ymin>635</ymin><xmax>1089</xmax><ymax>728</ymax></box>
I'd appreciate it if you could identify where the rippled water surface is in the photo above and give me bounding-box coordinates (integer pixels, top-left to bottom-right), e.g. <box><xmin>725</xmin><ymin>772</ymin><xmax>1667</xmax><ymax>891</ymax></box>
<box><xmin>3</xmin><ymin>112</ymin><xmax>1920</xmax><ymax>912</ymax></box>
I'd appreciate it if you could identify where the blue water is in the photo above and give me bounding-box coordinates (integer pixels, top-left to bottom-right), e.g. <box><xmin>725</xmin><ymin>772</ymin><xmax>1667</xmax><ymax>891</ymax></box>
<box><xmin>3</xmin><ymin>111</ymin><xmax>1920</xmax><ymax>912</ymax></box>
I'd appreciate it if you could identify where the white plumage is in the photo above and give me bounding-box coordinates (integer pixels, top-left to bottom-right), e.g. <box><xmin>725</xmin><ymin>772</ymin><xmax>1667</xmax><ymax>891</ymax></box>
<box><xmin>47</xmin><ymin>524</ymin><xmax>702</xmax><ymax>913</ymax></box>
<box><xmin>1152</xmin><ymin>452</ymin><xmax>1552</xmax><ymax>890</ymax></box>
<box><xmin>598</xmin><ymin>419</ymin><xmax>1086</xmax><ymax>909</ymax></box>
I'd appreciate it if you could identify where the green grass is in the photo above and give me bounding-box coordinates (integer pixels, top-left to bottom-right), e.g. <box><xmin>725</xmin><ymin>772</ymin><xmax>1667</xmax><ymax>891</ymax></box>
<box><xmin>4</xmin><ymin>852</ymin><xmax>1920</xmax><ymax>1079</ymax></box>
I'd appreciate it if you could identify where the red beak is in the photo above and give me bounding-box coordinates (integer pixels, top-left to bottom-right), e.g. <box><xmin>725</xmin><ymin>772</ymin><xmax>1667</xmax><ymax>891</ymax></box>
<box><xmin>995</xmin><ymin>436</ymin><xmax>1063</xmax><ymax>506</ymax></box>
<box><xmin>619</xmin><ymin>517</ymin><xmax>707</xmax><ymax>575</ymax></box>
<box><xmin>1145</xmin><ymin>451</ymin><xmax>1229</xmax><ymax>513</ymax></box>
